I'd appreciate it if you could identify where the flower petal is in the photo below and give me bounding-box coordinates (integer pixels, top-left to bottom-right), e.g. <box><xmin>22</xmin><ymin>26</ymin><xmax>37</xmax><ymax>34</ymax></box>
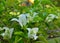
<box><xmin>45</xmin><ymin>14</ymin><xmax>58</xmax><ymax>22</ymax></box>
<box><xmin>1</xmin><ymin>27</ymin><xmax>14</xmax><ymax>39</ymax></box>
<box><xmin>11</xmin><ymin>18</ymin><xmax>19</xmax><ymax>22</ymax></box>
<box><xmin>19</xmin><ymin>14</ymin><xmax>27</xmax><ymax>27</ymax></box>
<box><xmin>33</xmin><ymin>35</ymin><xmax>38</xmax><ymax>40</ymax></box>
<box><xmin>10</xmin><ymin>28</ymin><xmax>14</xmax><ymax>38</ymax></box>
<box><xmin>32</xmin><ymin>28</ymin><xmax>38</xmax><ymax>33</ymax></box>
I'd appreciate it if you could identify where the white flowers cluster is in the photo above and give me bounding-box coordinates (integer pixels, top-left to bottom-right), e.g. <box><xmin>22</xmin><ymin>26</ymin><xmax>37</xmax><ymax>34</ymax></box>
<box><xmin>11</xmin><ymin>12</ymin><xmax>38</xmax><ymax>27</ymax></box>
<box><xmin>11</xmin><ymin>13</ymin><xmax>38</xmax><ymax>40</ymax></box>
<box><xmin>27</xmin><ymin>28</ymin><xmax>38</xmax><ymax>40</ymax></box>
<box><xmin>0</xmin><ymin>27</ymin><xmax>14</xmax><ymax>39</ymax></box>
<box><xmin>45</xmin><ymin>14</ymin><xmax>58</xmax><ymax>22</ymax></box>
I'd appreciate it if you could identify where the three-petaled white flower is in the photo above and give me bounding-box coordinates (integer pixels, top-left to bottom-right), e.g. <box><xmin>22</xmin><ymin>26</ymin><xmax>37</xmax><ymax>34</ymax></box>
<box><xmin>45</xmin><ymin>14</ymin><xmax>58</xmax><ymax>22</ymax></box>
<box><xmin>1</xmin><ymin>27</ymin><xmax>14</xmax><ymax>39</ymax></box>
<box><xmin>11</xmin><ymin>12</ymin><xmax>38</xmax><ymax>27</ymax></box>
<box><xmin>11</xmin><ymin>14</ymin><xmax>27</xmax><ymax>27</ymax></box>
<box><xmin>27</xmin><ymin>28</ymin><xmax>38</xmax><ymax>40</ymax></box>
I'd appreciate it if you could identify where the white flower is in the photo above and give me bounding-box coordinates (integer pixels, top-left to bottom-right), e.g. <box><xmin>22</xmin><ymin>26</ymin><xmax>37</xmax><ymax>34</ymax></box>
<box><xmin>26</xmin><ymin>12</ymin><xmax>38</xmax><ymax>23</ymax></box>
<box><xmin>45</xmin><ymin>14</ymin><xmax>58</xmax><ymax>22</ymax></box>
<box><xmin>27</xmin><ymin>28</ymin><xmax>38</xmax><ymax>40</ymax></box>
<box><xmin>1</xmin><ymin>27</ymin><xmax>14</xmax><ymax>39</ymax></box>
<box><xmin>11</xmin><ymin>14</ymin><xmax>27</xmax><ymax>27</ymax></box>
<box><xmin>26</xmin><ymin>13</ymin><xmax>32</xmax><ymax>23</ymax></box>
<box><xmin>11</xmin><ymin>12</ymin><xmax>38</xmax><ymax>26</ymax></box>
<box><xmin>10</xmin><ymin>28</ymin><xmax>14</xmax><ymax>38</ymax></box>
<box><xmin>33</xmin><ymin>35</ymin><xmax>38</xmax><ymax>40</ymax></box>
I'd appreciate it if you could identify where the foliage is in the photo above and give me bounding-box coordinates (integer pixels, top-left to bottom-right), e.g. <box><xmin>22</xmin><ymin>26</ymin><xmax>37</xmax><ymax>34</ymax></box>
<box><xmin>0</xmin><ymin>0</ymin><xmax>60</xmax><ymax>43</ymax></box>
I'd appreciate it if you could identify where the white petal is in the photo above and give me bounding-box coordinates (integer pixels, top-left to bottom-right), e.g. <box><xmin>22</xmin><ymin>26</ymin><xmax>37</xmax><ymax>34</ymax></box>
<box><xmin>1</xmin><ymin>33</ymin><xmax>5</xmax><ymax>37</ymax></box>
<box><xmin>27</xmin><ymin>28</ymin><xmax>32</xmax><ymax>38</ymax></box>
<box><xmin>27</xmin><ymin>28</ymin><xmax>31</xmax><ymax>32</ymax></box>
<box><xmin>10</xmin><ymin>28</ymin><xmax>14</xmax><ymax>38</ymax></box>
<box><xmin>27</xmin><ymin>28</ymin><xmax>32</xmax><ymax>35</ymax></box>
<box><xmin>19</xmin><ymin>14</ymin><xmax>27</xmax><ymax>27</ymax></box>
<box><xmin>45</xmin><ymin>14</ymin><xmax>58</xmax><ymax>22</ymax></box>
<box><xmin>11</xmin><ymin>18</ymin><xmax>19</xmax><ymax>22</ymax></box>
<box><xmin>48</xmin><ymin>14</ymin><xmax>58</xmax><ymax>19</ymax></box>
<box><xmin>3</xmin><ymin>27</ymin><xmax>9</xmax><ymax>30</ymax></box>
<box><xmin>33</xmin><ymin>35</ymin><xmax>38</xmax><ymax>40</ymax></box>
<box><xmin>32</xmin><ymin>28</ymin><xmax>38</xmax><ymax>33</ymax></box>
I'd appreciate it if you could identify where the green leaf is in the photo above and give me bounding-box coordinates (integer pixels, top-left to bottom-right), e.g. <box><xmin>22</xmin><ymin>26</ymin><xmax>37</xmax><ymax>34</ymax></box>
<box><xmin>14</xmin><ymin>31</ymin><xmax>24</xmax><ymax>35</ymax></box>
<box><xmin>38</xmin><ymin>36</ymin><xmax>48</xmax><ymax>43</ymax></box>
